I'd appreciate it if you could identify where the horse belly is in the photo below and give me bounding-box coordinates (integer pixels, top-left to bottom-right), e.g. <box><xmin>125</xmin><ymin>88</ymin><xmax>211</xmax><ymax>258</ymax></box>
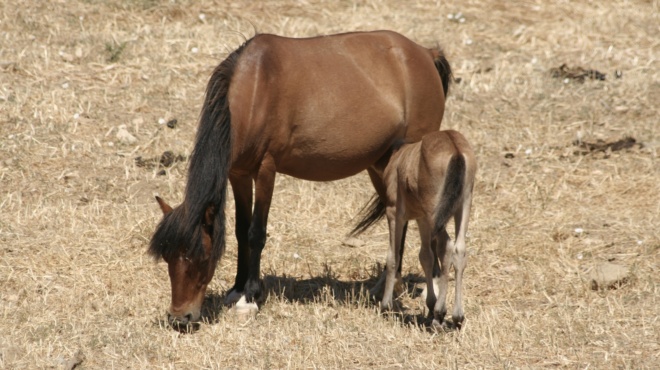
<box><xmin>276</xmin><ymin>118</ymin><xmax>404</xmax><ymax>181</ymax></box>
<box><xmin>272</xmin><ymin>68</ymin><xmax>406</xmax><ymax>181</ymax></box>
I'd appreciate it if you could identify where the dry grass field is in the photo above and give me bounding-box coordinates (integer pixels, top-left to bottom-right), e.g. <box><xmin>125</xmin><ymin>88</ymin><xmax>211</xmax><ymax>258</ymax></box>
<box><xmin>1</xmin><ymin>0</ymin><xmax>658</xmax><ymax>368</ymax></box>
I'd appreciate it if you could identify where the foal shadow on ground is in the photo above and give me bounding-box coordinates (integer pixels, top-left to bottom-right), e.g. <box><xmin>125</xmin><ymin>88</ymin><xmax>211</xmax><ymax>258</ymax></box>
<box><xmin>165</xmin><ymin>264</ymin><xmax>460</xmax><ymax>333</ymax></box>
<box><xmin>260</xmin><ymin>268</ymin><xmax>462</xmax><ymax>332</ymax></box>
<box><xmin>160</xmin><ymin>268</ymin><xmax>458</xmax><ymax>333</ymax></box>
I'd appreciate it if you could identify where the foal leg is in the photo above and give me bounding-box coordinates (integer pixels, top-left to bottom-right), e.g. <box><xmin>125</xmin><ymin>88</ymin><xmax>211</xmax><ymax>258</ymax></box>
<box><xmin>451</xmin><ymin>198</ymin><xmax>472</xmax><ymax>327</ymax></box>
<box><xmin>381</xmin><ymin>200</ymin><xmax>405</xmax><ymax>311</ymax></box>
<box><xmin>224</xmin><ymin>175</ymin><xmax>253</xmax><ymax>306</ymax></box>
<box><xmin>243</xmin><ymin>156</ymin><xmax>277</xmax><ymax>308</ymax></box>
<box><xmin>369</xmin><ymin>221</ymin><xmax>407</xmax><ymax>300</ymax></box>
<box><xmin>420</xmin><ymin>227</ymin><xmax>442</xmax><ymax>304</ymax></box>
<box><xmin>366</xmin><ymin>167</ymin><xmax>405</xmax><ymax>300</ymax></box>
<box><xmin>417</xmin><ymin>220</ymin><xmax>436</xmax><ymax>315</ymax></box>
<box><xmin>433</xmin><ymin>228</ymin><xmax>453</xmax><ymax>327</ymax></box>
<box><xmin>395</xmin><ymin>221</ymin><xmax>407</xmax><ymax>296</ymax></box>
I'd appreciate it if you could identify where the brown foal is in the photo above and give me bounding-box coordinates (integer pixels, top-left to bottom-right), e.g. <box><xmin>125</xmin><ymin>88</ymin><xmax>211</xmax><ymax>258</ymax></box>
<box><xmin>378</xmin><ymin>130</ymin><xmax>476</xmax><ymax>328</ymax></box>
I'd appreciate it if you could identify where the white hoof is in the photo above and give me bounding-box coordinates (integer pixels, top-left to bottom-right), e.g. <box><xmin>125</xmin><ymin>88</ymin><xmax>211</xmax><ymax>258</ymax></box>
<box><xmin>231</xmin><ymin>295</ymin><xmax>259</xmax><ymax>316</ymax></box>
<box><xmin>229</xmin><ymin>295</ymin><xmax>259</xmax><ymax>321</ymax></box>
<box><xmin>224</xmin><ymin>289</ymin><xmax>244</xmax><ymax>306</ymax></box>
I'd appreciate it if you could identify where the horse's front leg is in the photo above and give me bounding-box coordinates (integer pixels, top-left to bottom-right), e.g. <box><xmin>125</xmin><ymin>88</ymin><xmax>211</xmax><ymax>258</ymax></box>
<box><xmin>243</xmin><ymin>156</ymin><xmax>277</xmax><ymax>309</ymax></box>
<box><xmin>224</xmin><ymin>174</ymin><xmax>253</xmax><ymax>306</ymax></box>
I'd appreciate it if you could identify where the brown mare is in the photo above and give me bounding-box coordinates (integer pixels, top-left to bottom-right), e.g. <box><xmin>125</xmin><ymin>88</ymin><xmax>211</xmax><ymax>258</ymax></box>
<box><xmin>372</xmin><ymin>130</ymin><xmax>476</xmax><ymax>328</ymax></box>
<box><xmin>149</xmin><ymin>30</ymin><xmax>452</xmax><ymax>327</ymax></box>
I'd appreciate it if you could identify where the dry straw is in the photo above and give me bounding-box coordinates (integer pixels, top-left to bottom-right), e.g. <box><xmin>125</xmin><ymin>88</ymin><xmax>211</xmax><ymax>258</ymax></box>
<box><xmin>0</xmin><ymin>0</ymin><xmax>658</xmax><ymax>368</ymax></box>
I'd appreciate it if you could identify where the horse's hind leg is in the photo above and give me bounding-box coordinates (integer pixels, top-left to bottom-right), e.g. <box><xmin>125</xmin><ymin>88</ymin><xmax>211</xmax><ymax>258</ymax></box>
<box><xmin>224</xmin><ymin>174</ymin><xmax>253</xmax><ymax>306</ymax></box>
<box><xmin>369</xmin><ymin>221</ymin><xmax>407</xmax><ymax>300</ymax></box>
<box><xmin>381</xmin><ymin>197</ymin><xmax>405</xmax><ymax>311</ymax></box>
<box><xmin>417</xmin><ymin>220</ymin><xmax>436</xmax><ymax>315</ymax></box>
<box><xmin>420</xmin><ymin>226</ymin><xmax>441</xmax><ymax>307</ymax></box>
<box><xmin>432</xmin><ymin>228</ymin><xmax>453</xmax><ymax>327</ymax></box>
<box><xmin>243</xmin><ymin>156</ymin><xmax>277</xmax><ymax>308</ymax></box>
<box><xmin>451</xmin><ymin>196</ymin><xmax>472</xmax><ymax>327</ymax></box>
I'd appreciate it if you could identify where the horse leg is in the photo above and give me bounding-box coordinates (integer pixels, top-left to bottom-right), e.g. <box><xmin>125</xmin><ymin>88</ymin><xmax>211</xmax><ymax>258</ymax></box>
<box><xmin>366</xmin><ymin>167</ymin><xmax>404</xmax><ymax>298</ymax></box>
<box><xmin>432</xmin><ymin>227</ymin><xmax>453</xmax><ymax>328</ymax></box>
<box><xmin>451</xmin><ymin>197</ymin><xmax>472</xmax><ymax>327</ymax></box>
<box><xmin>224</xmin><ymin>174</ymin><xmax>253</xmax><ymax>306</ymax></box>
<box><xmin>369</xmin><ymin>221</ymin><xmax>407</xmax><ymax>300</ymax></box>
<box><xmin>243</xmin><ymin>156</ymin><xmax>277</xmax><ymax>308</ymax></box>
<box><xmin>381</xmin><ymin>194</ymin><xmax>405</xmax><ymax>312</ymax></box>
<box><xmin>420</xmin><ymin>226</ymin><xmax>442</xmax><ymax>306</ymax></box>
<box><xmin>417</xmin><ymin>220</ymin><xmax>436</xmax><ymax>316</ymax></box>
<box><xmin>395</xmin><ymin>221</ymin><xmax>407</xmax><ymax>296</ymax></box>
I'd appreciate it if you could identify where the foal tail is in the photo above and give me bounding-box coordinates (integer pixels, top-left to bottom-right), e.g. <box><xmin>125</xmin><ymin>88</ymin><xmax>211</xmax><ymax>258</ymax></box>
<box><xmin>431</xmin><ymin>48</ymin><xmax>453</xmax><ymax>98</ymax></box>
<box><xmin>182</xmin><ymin>40</ymin><xmax>252</xmax><ymax>262</ymax></box>
<box><xmin>433</xmin><ymin>154</ymin><xmax>466</xmax><ymax>240</ymax></box>
<box><xmin>350</xmin><ymin>48</ymin><xmax>453</xmax><ymax>236</ymax></box>
<box><xmin>349</xmin><ymin>193</ymin><xmax>386</xmax><ymax>236</ymax></box>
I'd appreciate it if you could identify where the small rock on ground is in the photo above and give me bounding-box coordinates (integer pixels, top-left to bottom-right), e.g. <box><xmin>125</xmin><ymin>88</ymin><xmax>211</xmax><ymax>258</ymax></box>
<box><xmin>590</xmin><ymin>262</ymin><xmax>629</xmax><ymax>290</ymax></box>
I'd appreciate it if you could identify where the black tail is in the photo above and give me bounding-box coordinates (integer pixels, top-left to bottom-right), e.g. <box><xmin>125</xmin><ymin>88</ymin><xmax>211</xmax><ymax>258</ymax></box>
<box><xmin>349</xmin><ymin>193</ymin><xmax>386</xmax><ymax>236</ymax></box>
<box><xmin>431</xmin><ymin>48</ymin><xmax>453</xmax><ymax>98</ymax></box>
<box><xmin>349</xmin><ymin>49</ymin><xmax>452</xmax><ymax>237</ymax></box>
<box><xmin>433</xmin><ymin>154</ymin><xmax>466</xmax><ymax>240</ymax></box>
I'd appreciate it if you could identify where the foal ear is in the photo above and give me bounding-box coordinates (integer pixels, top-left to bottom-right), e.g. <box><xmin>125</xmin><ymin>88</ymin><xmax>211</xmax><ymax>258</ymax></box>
<box><xmin>155</xmin><ymin>196</ymin><xmax>173</xmax><ymax>215</ymax></box>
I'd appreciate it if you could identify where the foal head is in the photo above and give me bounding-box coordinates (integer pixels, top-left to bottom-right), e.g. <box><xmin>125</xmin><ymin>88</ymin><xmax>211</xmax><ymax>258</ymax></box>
<box><xmin>150</xmin><ymin>196</ymin><xmax>218</xmax><ymax>327</ymax></box>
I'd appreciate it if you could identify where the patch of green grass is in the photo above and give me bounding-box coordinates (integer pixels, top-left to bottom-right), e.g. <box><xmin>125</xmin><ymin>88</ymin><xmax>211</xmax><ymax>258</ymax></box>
<box><xmin>105</xmin><ymin>41</ymin><xmax>127</xmax><ymax>63</ymax></box>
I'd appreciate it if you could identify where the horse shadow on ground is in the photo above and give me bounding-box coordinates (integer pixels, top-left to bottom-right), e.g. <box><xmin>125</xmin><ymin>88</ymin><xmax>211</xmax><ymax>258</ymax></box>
<box><xmin>196</xmin><ymin>265</ymin><xmax>460</xmax><ymax>333</ymax></box>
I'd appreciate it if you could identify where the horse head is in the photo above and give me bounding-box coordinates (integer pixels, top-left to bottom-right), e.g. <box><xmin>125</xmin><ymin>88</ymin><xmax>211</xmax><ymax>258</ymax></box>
<box><xmin>152</xmin><ymin>196</ymin><xmax>218</xmax><ymax>328</ymax></box>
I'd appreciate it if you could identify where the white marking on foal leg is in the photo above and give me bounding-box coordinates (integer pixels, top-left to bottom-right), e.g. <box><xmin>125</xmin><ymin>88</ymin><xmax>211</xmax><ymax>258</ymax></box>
<box><xmin>420</xmin><ymin>278</ymin><xmax>441</xmax><ymax>302</ymax></box>
<box><xmin>434</xmin><ymin>234</ymin><xmax>453</xmax><ymax>323</ymax></box>
<box><xmin>452</xmin><ymin>199</ymin><xmax>471</xmax><ymax>327</ymax></box>
<box><xmin>372</xmin><ymin>270</ymin><xmax>403</xmax><ymax>301</ymax></box>
<box><xmin>393</xmin><ymin>273</ymin><xmax>404</xmax><ymax>297</ymax></box>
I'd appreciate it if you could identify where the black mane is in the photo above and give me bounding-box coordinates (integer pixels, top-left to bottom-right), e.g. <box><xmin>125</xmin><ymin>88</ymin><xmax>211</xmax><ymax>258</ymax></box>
<box><xmin>149</xmin><ymin>37</ymin><xmax>254</xmax><ymax>262</ymax></box>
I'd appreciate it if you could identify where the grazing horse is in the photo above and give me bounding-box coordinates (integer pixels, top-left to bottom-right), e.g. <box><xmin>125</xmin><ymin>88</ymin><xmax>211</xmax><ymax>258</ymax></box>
<box><xmin>148</xmin><ymin>30</ymin><xmax>453</xmax><ymax>327</ymax></box>
<box><xmin>374</xmin><ymin>129</ymin><xmax>476</xmax><ymax>328</ymax></box>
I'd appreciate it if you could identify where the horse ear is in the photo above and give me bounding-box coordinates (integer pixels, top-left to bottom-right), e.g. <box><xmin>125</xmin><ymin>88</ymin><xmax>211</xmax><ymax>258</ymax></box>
<box><xmin>155</xmin><ymin>196</ymin><xmax>173</xmax><ymax>215</ymax></box>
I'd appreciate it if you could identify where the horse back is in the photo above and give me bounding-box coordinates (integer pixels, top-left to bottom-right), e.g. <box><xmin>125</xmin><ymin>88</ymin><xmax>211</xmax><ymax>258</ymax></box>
<box><xmin>226</xmin><ymin>31</ymin><xmax>447</xmax><ymax>180</ymax></box>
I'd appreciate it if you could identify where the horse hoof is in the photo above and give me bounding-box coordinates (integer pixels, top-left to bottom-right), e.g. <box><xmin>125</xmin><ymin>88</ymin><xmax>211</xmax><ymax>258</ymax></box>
<box><xmin>431</xmin><ymin>318</ymin><xmax>444</xmax><ymax>330</ymax></box>
<box><xmin>369</xmin><ymin>287</ymin><xmax>383</xmax><ymax>301</ymax></box>
<box><xmin>230</xmin><ymin>295</ymin><xmax>259</xmax><ymax>316</ymax></box>
<box><xmin>452</xmin><ymin>315</ymin><xmax>464</xmax><ymax>329</ymax></box>
<box><xmin>224</xmin><ymin>289</ymin><xmax>244</xmax><ymax>306</ymax></box>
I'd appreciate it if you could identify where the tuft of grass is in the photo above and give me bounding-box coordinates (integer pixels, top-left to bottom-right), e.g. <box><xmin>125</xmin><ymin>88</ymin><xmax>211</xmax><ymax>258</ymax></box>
<box><xmin>105</xmin><ymin>41</ymin><xmax>127</xmax><ymax>63</ymax></box>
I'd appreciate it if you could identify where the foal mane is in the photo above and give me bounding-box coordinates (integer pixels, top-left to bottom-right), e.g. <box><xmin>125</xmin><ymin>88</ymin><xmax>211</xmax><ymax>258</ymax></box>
<box><xmin>149</xmin><ymin>37</ymin><xmax>255</xmax><ymax>262</ymax></box>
